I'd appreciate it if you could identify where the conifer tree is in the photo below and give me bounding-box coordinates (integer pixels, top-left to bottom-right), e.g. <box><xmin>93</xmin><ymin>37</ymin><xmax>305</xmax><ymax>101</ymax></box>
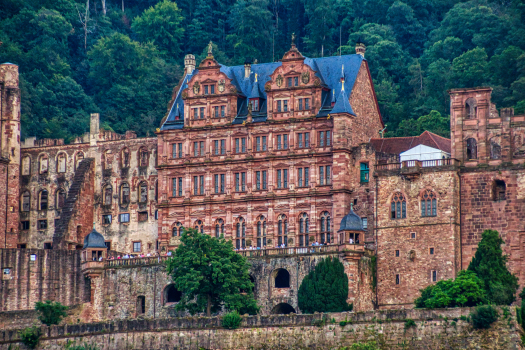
<box><xmin>467</xmin><ymin>229</ymin><xmax>518</xmax><ymax>305</ymax></box>
<box><xmin>298</xmin><ymin>257</ymin><xmax>351</xmax><ymax>314</ymax></box>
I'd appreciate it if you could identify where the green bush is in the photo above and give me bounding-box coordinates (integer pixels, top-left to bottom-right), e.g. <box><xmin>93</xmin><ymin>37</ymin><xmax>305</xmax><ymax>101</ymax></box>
<box><xmin>350</xmin><ymin>342</ymin><xmax>379</xmax><ymax>350</ymax></box>
<box><xmin>471</xmin><ymin>305</ymin><xmax>498</xmax><ymax>329</ymax></box>
<box><xmin>35</xmin><ymin>300</ymin><xmax>68</xmax><ymax>326</ymax></box>
<box><xmin>339</xmin><ymin>318</ymin><xmax>353</xmax><ymax>327</ymax></box>
<box><xmin>298</xmin><ymin>257</ymin><xmax>352</xmax><ymax>313</ymax></box>
<box><xmin>221</xmin><ymin>311</ymin><xmax>242</xmax><ymax>329</ymax></box>
<box><xmin>415</xmin><ymin>270</ymin><xmax>486</xmax><ymax>308</ymax></box>
<box><xmin>64</xmin><ymin>341</ymin><xmax>100</xmax><ymax>350</ymax></box>
<box><xmin>19</xmin><ymin>326</ymin><xmax>41</xmax><ymax>349</ymax></box>
<box><xmin>404</xmin><ymin>318</ymin><xmax>416</xmax><ymax>329</ymax></box>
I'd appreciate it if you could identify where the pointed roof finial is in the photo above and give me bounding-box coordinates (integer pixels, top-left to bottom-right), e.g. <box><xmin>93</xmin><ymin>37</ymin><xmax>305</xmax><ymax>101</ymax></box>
<box><xmin>291</xmin><ymin>32</ymin><xmax>296</xmax><ymax>47</ymax></box>
<box><xmin>207</xmin><ymin>41</ymin><xmax>213</xmax><ymax>57</ymax></box>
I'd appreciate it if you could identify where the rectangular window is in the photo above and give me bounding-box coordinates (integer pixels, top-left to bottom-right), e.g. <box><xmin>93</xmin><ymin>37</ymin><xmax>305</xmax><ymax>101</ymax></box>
<box><xmin>305</xmin><ymin>167</ymin><xmax>309</xmax><ymax>187</ymax></box>
<box><xmin>200</xmin><ymin>175</ymin><xmax>204</xmax><ymax>195</ymax></box>
<box><xmin>178</xmin><ymin>143</ymin><xmax>183</xmax><ymax>158</ymax></box>
<box><xmin>277</xmin><ymin>100</ymin><xmax>282</xmax><ymax>112</ymax></box>
<box><xmin>133</xmin><ymin>242</ymin><xmax>141</xmax><ymax>252</ymax></box>
<box><xmin>200</xmin><ymin>141</ymin><xmax>205</xmax><ymax>156</ymax></box>
<box><xmin>172</xmin><ymin>178</ymin><xmax>177</xmax><ymax>197</ymax></box>
<box><xmin>193</xmin><ymin>176</ymin><xmax>198</xmax><ymax>195</ymax></box>
<box><xmin>138</xmin><ymin>212</ymin><xmax>148</xmax><ymax>222</ymax></box>
<box><xmin>120</xmin><ymin>213</ymin><xmax>130</xmax><ymax>223</ymax></box>
<box><xmin>319</xmin><ymin>166</ymin><xmax>324</xmax><ymax>185</ymax></box>
<box><xmin>283</xmin><ymin>100</ymin><xmax>288</xmax><ymax>112</ymax></box>
<box><xmin>305</xmin><ymin>98</ymin><xmax>310</xmax><ymax>110</ymax></box>
<box><xmin>432</xmin><ymin>270</ymin><xmax>437</xmax><ymax>282</ymax></box>
<box><xmin>298</xmin><ymin>99</ymin><xmax>303</xmax><ymax>111</ymax></box>
<box><xmin>294</xmin><ymin>76</ymin><xmax>298</xmax><ymax>86</ymax></box>
<box><xmin>214</xmin><ymin>174</ymin><xmax>219</xmax><ymax>194</ymax></box>
<box><xmin>200</xmin><ymin>107</ymin><xmax>204</xmax><ymax>119</ymax></box>
<box><xmin>320</xmin><ymin>131</ymin><xmax>325</xmax><ymax>147</ymax></box>
<box><xmin>221</xmin><ymin>139</ymin><xmax>225</xmax><ymax>155</ymax></box>
<box><xmin>194</xmin><ymin>142</ymin><xmax>198</xmax><ymax>157</ymax></box>
<box><xmin>178</xmin><ymin>177</ymin><xmax>183</xmax><ymax>196</ymax></box>
<box><xmin>214</xmin><ymin>140</ymin><xmax>219</xmax><ymax>155</ymax></box>
<box><xmin>360</xmin><ymin>163</ymin><xmax>369</xmax><ymax>183</ymax></box>
<box><xmin>277</xmin><ymin>135</ymin><xmax>282</xmax><ymax>150</ymax></box>
<box><xmin>221</xmin><ymin>105</ymin><xmax>225</xmax><ymax>117</ymax></box>
<box><xmin>411</xmin><ymin>232</ymin><xmax>416</xmax><ymax>239</ymax></box>
<box><xmin>263</xmin><ymin>170</ymin><xmax>267</xmax><ymax>189</ymax></box>
<box><xmin>396</xmin><ymin>274</ymin><xmax>400</xmax><ymax>285</ymax></box>
<box><xmin>211</xmin><ymin>85</ymin><xmax>215</xmax><ymax>94</ymax></box>
<box><xmin>326</xmin><ymin>165</ymin><xmax>331</xmax><ymax>185</ymax></box>
<box><xmin>256</xmin><ymin>171</ymin><xmax>261</xmax><ymax>190</ymax></box>
<box><xmin>395</xmin><ymin>250</ymin><xmax>400</xmax><ymax>257</ymax></box>
<box><xmin>204</xmin><ymin>85</ymin><xmax>209</xmax><ymax>95</ymax></box>
<box><xmin>362</xmin><ymin>217</ymin><xmax>368</xmax><ymax>229</ymax></box>
<box><xmin>242</xmin><ymin>138</ymin><xmax>246</xmax><ymax>153</ymax></box>
<box><xmin>283</xmin><ymin>169</ymin><xmax>288</xmax><ymax>188</ymax></box>
<box><xmin>298</xmin><ymin>133</ymin><xmax>303</xmax><ymax>148</ymax></box>
<box><xmin>235</xmin><ymin>173</ymin><xmax>240</xmax><ymax>192</ymax></box>
<box><xmin>38</xmin><ymin>220</ymin><xmax>47</xmax><ymax>230</ymax></box>
<box><xmin>235</xmin><ymin>138</ymin><xmax>240</xmax><ymax>154</ymax></box>
<box><xmin>193</xmin><ymin>108</ymin><xmax>198</xmax><ymax>119</ymax></box>
<box><xmin>287</xmin><ymin>77</ymin><xmax>292</xmax><ymax>87</ymax></box>
<box><xmin>429</xmin><ymin>247</ymin><xmax>434</xmax><ymax>255</ymax></box>
<box><xmin>214</xmin><ymin>106</ymin><xmax>219</xmax><ymax>118</ymax></box>
<box><xmin>298</xmin><ymin>168</ymin><xmax>303</xmax><ymax>187</ymax></box>
<box><xmin>253</xmin><ymin>99</ymin><xmax>259</xmax><ymax>111</ymax></box>
<box><xmin>220</xmin><ymin>174</ymin><xmax>225</xmax><ymax>193</ymax></box>
<box><xmin>241</xmin><ymin>172</ymin><xmax>246</xmax><ymax>191</ymax></box>
<box><xmin>283</xmin><ymin>134</ymin><xmax>288</xmax><ymax>149</ymax></box>
<box><xmin>256</xmin><ymin>137</ymin><xmax>261</xmax><ymax>152</ymax></box>
<box><xmin>277</xmin><ymin>170</ymin><xmax>282</xmax><ymax>189</ymax></box>
<box><xmin>305</xmin><ymin>132</ymin><xmax>310</xmax><ymax>147</ymax></box>
<box><xmin>262</xmin><ymin>136</ymin><xmax>267</xmax><ymax>151</ymax></box>
<box><xmin>21</xmin><ymin>221</ymin><xmax>30</xmax><ymax>230</ymax></box>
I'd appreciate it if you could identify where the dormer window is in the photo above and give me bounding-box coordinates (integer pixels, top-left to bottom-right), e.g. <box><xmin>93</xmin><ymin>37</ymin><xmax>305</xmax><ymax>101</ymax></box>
<box><xmin>287</xmin><ymin>76</ymin><xmax>299</xmax><ymax>87</ymax></box>
<box><xmin>203</xmin><ymin>85</ymin><xmax>215</xmax><ymax>95</ymax></box>
<box><xmin>250</xmin><ymin>98</ymin><xmax>259</xmax><ymax>112</ymax></box>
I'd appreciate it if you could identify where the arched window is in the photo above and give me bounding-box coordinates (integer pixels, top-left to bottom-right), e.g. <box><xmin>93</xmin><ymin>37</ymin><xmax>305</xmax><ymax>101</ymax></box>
<box><xmin>320</xmin><ymin>211</ymin><xmax>331</xmax><ymax>244</ymax></box>
<box><xmin>172</xmin><ymin>222</ymin><xmax>183</xmax><ymax>237</ymax></box>
<box><xmin>39</xmin><ymin>190</ymin><xmax>48</xmax><ymax>210</ymax></box>
<box><xmin>490</xmin><ymin>139</ymin><xmax>501</xmax><ymax>160</ymax></box>
<box><xmin>466</xmin><ymin>138</ymin><xmax>477</xmax><ymax>160</ymax></box>
<box><xmin>235</xmin><ymin>217</ymin><xmax>245</xmax><ymax>249</ymax></box>
<box><xmin>103</xmin><ymin>185</ymin><xmax>112</xmax><ymax>205</ymax></box>
<box><xmin>56</xmin><ymin>189</ymin><xmax>66</xmax><ymax>209</ymax></box>
<box><xmin>164</xmin><ymin>284</ymin><xmax>181</xmax><ymax>304</ymax></box>
<box><xmin>277</xmin><ymin>214</ymin><xmax>288</xmax><ymax>247</ymax></box>
<box><xmin>139</xmin><ymin>182</ymin><xmax>148</xmax><ymax>203</ymax></box>
<box><xmin>493</xmin><ymin>180</ymin><xmax>506</xmax><ymax>201</ymax></box>
<box><xmin>21</xmin><ymin>156</ymin><xmax>31</xmax><ymax>176</ymax></box>
<box><xmin>21</xmin><ymin>191</ymin><xmax>30</xmax><ymax>212</ymax></box>
<box><xmin>391</xmin><ymin>192</ymin><xmax>406</xmax><ymax>219</ymax></box>
<box><xmin>120</xmin><ymin>183</ymin><xmax>130</xmax><ymax>205</ymax></box>
<box><xmin>39</xmin><ymin>154</ymin><xmax>49</xmax><ymax>174</ymax></box>
<box><xmin>194</xmin><ymin>220</ymin><xmax>204</xmax><ymax>233</ymax></box>
<box><xmin>298</xmin><ymin>213</ymin><xmax>309</xmax><ymax>247</ymax></box>
<box><xmin>56</xmin><ymin>153</ymin><xmax>66</xmax><ymax>173</ymax></box>
<box><xmin>465</xmin><ymin>97</ymin><xmax>477</xmax><ymax>119</ymax></box>
<box><xmin>274</xmin><ymin>269</ymin><xmax>290</xmax><ymax>288</ymax></box>
<box><xmin>75</xmin><ymin>152</ymin><xmax>84</xmax><ymax>170</ymax></box>
<box><xmin>421</xmin><ymin>190</ymin><xmax>437</xmax><ymax>217</ymax></box>
<box><xmin>139</xmin><ymin>147</ymin><xmax>149</xmax><ymax>167</ymax></box>
<box><xmin>136</xmin><ymin>296</ymin><xmax>145</xmax><ymax>315</ymax></box>
<box><xmin>121</xmin><ymin>148</ymin><xmax>130</xmax><ymax>168</ymax></box>
<box><xmin>256</xmin><ymin>215</ymin><xmax>266</xmax><ymax>248</ymax></box>
<box><xmin>215</xmin><ymin>218</ymin><xmax>225</xmax><ymax>238</ymax></box>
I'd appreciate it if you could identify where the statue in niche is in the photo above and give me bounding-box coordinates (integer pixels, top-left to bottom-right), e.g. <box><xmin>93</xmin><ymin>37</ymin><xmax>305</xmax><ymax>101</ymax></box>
<box><xmin>193</xmin><ymin>81</ymin><xmax>200</xmax><ymax>95</ymax></box>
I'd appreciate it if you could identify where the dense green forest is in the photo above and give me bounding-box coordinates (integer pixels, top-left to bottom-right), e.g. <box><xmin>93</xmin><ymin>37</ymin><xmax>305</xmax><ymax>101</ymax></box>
<box><xmin>1</xmin><ymin>0</ymin><xmax>525</xmax><ymax>141</ymax></box>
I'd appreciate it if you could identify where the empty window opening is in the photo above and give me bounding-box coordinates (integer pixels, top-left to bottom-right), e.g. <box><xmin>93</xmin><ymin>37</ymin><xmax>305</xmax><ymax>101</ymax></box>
<box><xmin>274</xmin><ymin>269</ymin><xmax>290</xmax><ymax>288</ymax></box>
<box><xmin>490</xmin><ymin>140</ymin><xmax>501</xmax><ymax>160</ymax></box>
<box><xmin>271</xmin><ymin>303</ymin><xmax>295</xmax><ymax>315</ymax></box>
<box><xmin>465</xmin><ymin>98</ymin><xmax>477</xmax><ymax>119</ymax></box>
<box><xmin>395</xmin><ymin>250</ymin><xmax>400</xmax><ymax>257</ymax></box>
<box><xmin>395</xmin><ymin>274</ymin><xmax>400</xmax><ymax>285</ymax></box>
<box><xmin>137</xmin><ymin>296</ymin><xmax>145</xmax><ymax>314</ymax></box>
<box><xmin>165</xmin><ymin>285</ymin><xmax>182</xmax><ymax>303</ymax></box>
<box><xmin>466</xmin><ymin>138</ymin><xmax>477</xmax><ymax>160</ymax></box>
<box><xmin>429</xmin><ymin>247</ymin><xmax>435</xmax><ymax>255</ymax></box>
<box><xmin>493</xmin><ymin>180</ymin><xmax>506</xmax><ymax>201</ymax></box>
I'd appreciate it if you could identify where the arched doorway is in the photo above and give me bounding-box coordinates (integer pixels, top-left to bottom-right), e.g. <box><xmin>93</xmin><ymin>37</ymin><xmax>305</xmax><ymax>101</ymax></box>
<box><xmin>271</xmin><ymin>303</ymin><xmax>295</xmax><ymax>315</ymax></box>
<box><xmin>274</xmin><ymin>269</ymin><xmax>290</xmax><ymax>288</ymax></box>
<box><xmin>164</xmin><ymin>284</ymin><xmax>182</xmax><ymax>304</ymax></box>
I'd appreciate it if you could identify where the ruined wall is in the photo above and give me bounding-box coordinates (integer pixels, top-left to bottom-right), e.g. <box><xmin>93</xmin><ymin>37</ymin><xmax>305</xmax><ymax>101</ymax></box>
<box><xmin>0</xmin><ymin>249</ymin><xmax>87</xmax><ymax>311</ymax></box>
<box><xmin>0</xmin><ymin>308</ymin><xmax>521</xmax><ymax>350</ymax></box>
<box><xmin>375</xmin><ymin>169</ymin><xmax>460</xmax><ymax>309</ymax></box>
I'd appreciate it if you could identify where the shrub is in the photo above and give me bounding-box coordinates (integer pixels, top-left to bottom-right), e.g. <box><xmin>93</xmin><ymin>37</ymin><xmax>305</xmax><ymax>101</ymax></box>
<box><xmin>339</xmin><ymin>319</ymin><xmax>353</xmax><ymax>327</ymax></box>
<box><xmin>19</xmin><ymin>326</ymin><xmax>41</xmax><ymax>349</ymax></box>
<box><xmin>35</xmin><ymin>300</ymin><xmax>68</xmax><ymax>326</ymax></box>
<box><xmin>221</xmin><ymin>311</ymin><xmax>242</xmax><ymax>329</ymax></box>
<box><xmin>298</xmin><ymin>257</ymin><xmax>352</xmax><ymax>313</ymax></box>
<box><xmin>350</xmin><ymin>342</ymin><xmax>379</xmax><ymax>350</ymax></box>
<box><xmin>414</xmin><ymin>270</ymin><xmax>486</xmax><ymax>308</ymax></box>
<box><xmin>471</xmin><ymin>305</ymin><xmax>498</xmax><ymax>329</ymax></box>
<box><xmin>65</xmin><ymin>341</ymin><xmax>100</xmax><ymax>350</ymax></box>
<box><xmin>404</xmin><ymin>319</ymin><xmax>416</xmax><ymax>329</ymax></box>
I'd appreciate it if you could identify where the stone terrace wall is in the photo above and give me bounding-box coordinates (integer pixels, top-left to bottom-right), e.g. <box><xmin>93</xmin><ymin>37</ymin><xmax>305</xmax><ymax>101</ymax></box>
<box><xmin>0</xmin><ymin>249</ymin><xmax>88</xmax><ymax>311</ymax></box>
<box><xmin>0</xmin><ymin>308</ymin><xmax>522</xmax><ymax>350</ymax></box>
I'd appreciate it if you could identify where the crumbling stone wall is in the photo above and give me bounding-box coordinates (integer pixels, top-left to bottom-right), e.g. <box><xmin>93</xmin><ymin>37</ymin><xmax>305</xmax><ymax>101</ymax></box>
<box><xmin>0</xmin><ymin>308</ymin><xmax>521</xmax><ymax>350</ymax></box>
<box><xmin>0</xmin><ymin>249</ymin><xmax>87</xmax><ymax>311</ymax></box>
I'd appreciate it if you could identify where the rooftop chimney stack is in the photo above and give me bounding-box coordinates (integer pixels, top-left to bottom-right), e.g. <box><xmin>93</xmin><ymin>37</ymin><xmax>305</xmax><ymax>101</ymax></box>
<box><xmin>184</xmin><ymin>54</ymin><xmax>196</xmax><ymax>75</ymax></box>
<box><xmin>355</xmin><ymin>37</ymin><xmax>366</xmax><ymax>57</ymax></box>
<box><xmin>244</xmin><ymin>60</ymin><xmax>251</xmax><ymax>79</ymax></box>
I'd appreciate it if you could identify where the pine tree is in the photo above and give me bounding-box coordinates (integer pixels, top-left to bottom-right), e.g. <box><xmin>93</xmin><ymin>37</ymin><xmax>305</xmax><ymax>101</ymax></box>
<box><xmin>468</xmin><ymin>229</ymin><xmax>519</xmax><ymax>305</ymax></box>
<box><xmin>298</xmin><ymin>257</ymin><xmax>351</xmax><ymax>314</ymax></box>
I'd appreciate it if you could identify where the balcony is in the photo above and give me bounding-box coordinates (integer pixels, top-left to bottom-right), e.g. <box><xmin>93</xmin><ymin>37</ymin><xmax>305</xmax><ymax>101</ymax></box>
<box><xmin>375</xmin><ymin>158</ymin><xmax>459</xmax><ymax>177</ymax></box>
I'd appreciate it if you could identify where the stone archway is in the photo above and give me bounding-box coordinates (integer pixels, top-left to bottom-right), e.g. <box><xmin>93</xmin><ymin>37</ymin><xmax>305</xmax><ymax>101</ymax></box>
<box><xmin>271</xmin><ymin>303</ymin><xmax>295</xmax><ymax>315</ymax></box>
<box><xmin>163</xmin><ymin>284</ymin><xmax>182</xmax><ymax>305</ymax></box>
<box><xmin>274</xmin><ymin>268</ymin><xmax>290</xmax><ymax>288</ymax></box>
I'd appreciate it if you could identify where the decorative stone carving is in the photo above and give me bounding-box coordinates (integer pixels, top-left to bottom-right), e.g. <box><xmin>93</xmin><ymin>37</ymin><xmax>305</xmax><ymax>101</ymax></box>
<box><xmin>264</xmin><ymin>83</ymin><xmax>271</xmax><ymax>91</ymax></box>
<box><xmin>218</xmin><ymin>79</ymin><xmax>225</xmax><ymax>93</ymax></box>
<box><xmin>276</xmin><ymin>75</ymin><xmax>283</xmax><ymax>87</ymax></box>
<box><xmin>193</xmin><ymin>81</ymin><xmax>200</xmax><ymax>95</ymax></box>
<box><xmin>181</xmin><ymin>90</ymin><xmax>188</xmax><ymax>99</ymax></box>
<box><xmin>313</xmin><ymin>78</ymin><xmax>321</xmax><ymax>87</ymax></box>
<box><xmin>301</xmin><ymin>71</ymin><xmax>310</xmax><ymax>84</ymax></box>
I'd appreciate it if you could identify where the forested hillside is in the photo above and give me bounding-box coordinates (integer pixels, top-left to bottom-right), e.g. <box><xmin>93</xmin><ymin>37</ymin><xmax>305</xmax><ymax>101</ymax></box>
<box><xmin>1</xmin><ymin>0</ymin><xmax>525</xmax><ymax>141</ymax></box>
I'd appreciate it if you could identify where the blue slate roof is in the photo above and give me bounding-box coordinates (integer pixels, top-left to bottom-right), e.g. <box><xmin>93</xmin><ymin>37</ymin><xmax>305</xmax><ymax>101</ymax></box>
<box><xmin>83</xmin><ymin>228</ymin><xmax>107</xmax><ymax>249</ymax></box>
<box><xmin>339</xmin><ymin>207</ymin><xmax>364</xmax><ymax>232</ymax></box>
<box><xmin>161</xmin><ymin>54</ymin><xmax>364</xmax><ymax>130</ymax></box>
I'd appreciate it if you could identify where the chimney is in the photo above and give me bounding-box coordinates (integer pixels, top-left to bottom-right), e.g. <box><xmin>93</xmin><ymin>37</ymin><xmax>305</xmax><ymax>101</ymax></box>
<box><xmin>90</xmin><ymin>113</ymin><xmax>99</xmax><ymax>146</ymax></box>
<box><xmin>355</xmin><ymin>37</ymin><xmax>366</xmax><ymax>57</ymax></box>
<box><xmin>244</xmin><ymin>60</ymin><xmax>251</xmax><ymax>79</ymax></box>
<box><xmin>184</xmin><ymin>54</ymin><xmax>196</xmax><ymax>75</ymax></box>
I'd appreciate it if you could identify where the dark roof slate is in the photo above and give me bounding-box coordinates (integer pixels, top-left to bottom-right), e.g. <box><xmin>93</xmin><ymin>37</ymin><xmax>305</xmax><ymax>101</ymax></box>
<box><xmin>370</xmin><ymin>131</ymin><xmax>451</xmax><ymax>155</ymax></box>
<box><xmin>339</xmin><ymin>207</ymin><xmax>364</xmax><ymax>232</ymax></box>
<box><xmin>83</xmin><ymin>228</ymin><xmax>107</xmax><ymax>249</ymax></box>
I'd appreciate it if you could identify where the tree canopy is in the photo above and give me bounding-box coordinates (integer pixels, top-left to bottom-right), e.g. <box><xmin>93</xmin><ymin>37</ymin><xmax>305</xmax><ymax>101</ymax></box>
<box><xmin>165</xmin><ymin>228</ymin><xmax>258</xmax><ymax>316</ymax></box>
<box><xmin>2</xmin><ymin>0</ymin><xmax>525</xmax><ymax>140</ymax></box>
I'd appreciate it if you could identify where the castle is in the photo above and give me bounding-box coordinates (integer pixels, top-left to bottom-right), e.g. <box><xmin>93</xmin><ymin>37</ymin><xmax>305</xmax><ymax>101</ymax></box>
<box><xmin>0</xmin><ymin>40</ymin><xmax>523</xmax><ymax>321</ymax></box>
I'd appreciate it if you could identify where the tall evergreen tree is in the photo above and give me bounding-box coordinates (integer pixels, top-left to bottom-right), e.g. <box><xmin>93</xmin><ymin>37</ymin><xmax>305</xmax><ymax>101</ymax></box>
<box><xmin>468</xmin><ymin>229</ymin><xmax>519</xmax><ymax>305</ymax></box>
<box><xmin>298</xmin><ymin>257</ymin><xmax>351</xmax><ymax>314</ymax></box>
